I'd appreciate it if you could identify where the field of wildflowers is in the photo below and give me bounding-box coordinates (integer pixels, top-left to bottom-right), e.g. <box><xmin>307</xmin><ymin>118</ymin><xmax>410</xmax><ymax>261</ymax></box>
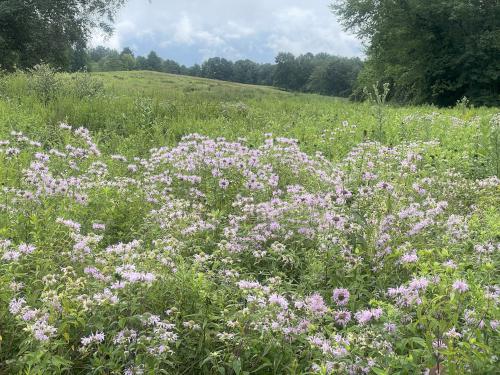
<box><xmin>0</xmin><ymin>70</ymin><xmax>499</xmax><ymax>374</ymax></box>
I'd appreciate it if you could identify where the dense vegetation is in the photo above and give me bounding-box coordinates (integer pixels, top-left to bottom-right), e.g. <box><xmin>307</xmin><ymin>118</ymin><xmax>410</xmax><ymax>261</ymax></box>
<box><xmin>0</xmin><ymin>69</ymin><xmax>499</xmax><ymax>374</ymax></box>
<box><xmin>332</xmin><ymin>0</ymin><xmax>500</xmax><ymax>107</ymax></box>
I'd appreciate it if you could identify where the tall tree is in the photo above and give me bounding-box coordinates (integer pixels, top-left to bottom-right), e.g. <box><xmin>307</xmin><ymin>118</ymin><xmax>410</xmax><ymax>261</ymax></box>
<box><xmin>0</xmin><ymin>0</ymin><xmax>126</xmax><ymax>70</ymax></box>
<box><xmin>188</xmin><ymin>64</ymin><xmax>202</xmax><ymax>77</ymax></box>
<box><xmin>308</xmin><ymin>56</ymin><xmax>363</xmax><ymax>97</ymax></box>
<box><xmin>89</xmin><ymin>46</ymin><xmax>114</xmax><ymax>62</ymax></box>
<box><xmin>295</xmin><ymin>53</ymin><xmax>315</xmax><ymax>91</ymax></box>
<box><xmin>100</xmin><ymin>51</ymin><xmax>125</xmax><ymax>71</ymax></box>
<box><xmin>257</xmin><ymin>63</ymin><xmax>275</xmax><ymax>86</ymax></box>
<box><xmin>162</xmin><ymin>59</ymin><xmax>181</xmax><ymax>74</ymax></box>
<box><xmin>120</xmin><ymin>47</ymin><xmax>134</xmax><ymax>57</ymax></box>
<box><xmin>69</xmin><ymin>43</ymin><xmax>89</xmax><ymax>72</ymax></box>
<box><xmin>233</xmin><ymin>60</ymin><xmax>259</xmax><ymax>84</ymax></box>
<box><xmin>273</xmin><ymin>52</ymin><xmax>298</xmax><ymax>90</ymax></box>
<box><xmin>120</xmin><ymin>53</ymin><xmax>136</xmax><ymax>71</ymax></box>
<box><xmin>332</xmin><ymin>0</ymin><xmax>500</xmax><ymax>106</ymax></box>
<box><xmin>135</xmin><ymin>56</ymin><xmax>148</xmax><ymax>70</ymax></box>
<box><xmin>201</xmin><ymin>57</ymin><xmax>234</xmax><ymax>81</ymax></box>
<box><xmin>146</xmin><ymin>51</ymin><xmax>163</xmax><ymax>71</ymax></box>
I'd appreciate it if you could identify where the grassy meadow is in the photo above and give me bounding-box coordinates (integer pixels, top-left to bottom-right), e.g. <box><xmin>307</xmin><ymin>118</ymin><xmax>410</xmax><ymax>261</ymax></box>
<box><xmin>2</xmin><ymin>70</ymin><xmax>498</xmax><ymax>169</ymax></box>
<box><xmin>0</xmin><ymin>70</ymin><xmax>499</xmax><ymax>374</ymax></box>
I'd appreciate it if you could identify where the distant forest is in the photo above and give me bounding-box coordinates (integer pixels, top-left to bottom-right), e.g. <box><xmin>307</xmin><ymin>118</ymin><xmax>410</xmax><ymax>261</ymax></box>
<box><xmin>86</xmin><ymin>47</ymin><xmax>364</xmax><ymax>98</ymax></box>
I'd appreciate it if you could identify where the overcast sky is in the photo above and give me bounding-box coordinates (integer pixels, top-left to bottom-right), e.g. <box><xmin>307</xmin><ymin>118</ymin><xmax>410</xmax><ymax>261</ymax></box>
<box><xmin>92</xmin><ymin>0</ymin><xmax>363</xmax><ymax>66</ymax></box>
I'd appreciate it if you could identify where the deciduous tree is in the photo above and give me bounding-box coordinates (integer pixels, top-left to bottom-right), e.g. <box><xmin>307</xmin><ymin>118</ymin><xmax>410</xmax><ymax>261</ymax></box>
<box><xmin>332</xmin><ymin>0</ymin><xmax>500</xmax><ymax>106</ymax></box>
<box><xmin>0</xmin><ymin>0</ymin><xmax>126</xmax><ymax>70</ymax></box>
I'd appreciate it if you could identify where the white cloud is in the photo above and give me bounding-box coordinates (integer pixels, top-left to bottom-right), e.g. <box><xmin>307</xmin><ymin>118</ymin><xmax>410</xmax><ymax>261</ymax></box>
<box><xmin>91</xmin><ymin>19</ymin><xmax>139</xmax><ymax>49</ymax></box>
<box><xmin>267</xmin><ymin>6</ymin><xmax>360</xmax><ymax>56</ymax></box>
<box><xmin>91</xmin><ymin>0</ymin><xmax>362</xmax><ymax>64</ymax></box>
<box><xmin>224</xmin><ymin>21</ymin><xmax>255</xmax><ymax>39</ymax></box>
<box><xmin>173</xmin><ymin>14</ymin><xmax>195</xmax><ymax>44</ymax></box>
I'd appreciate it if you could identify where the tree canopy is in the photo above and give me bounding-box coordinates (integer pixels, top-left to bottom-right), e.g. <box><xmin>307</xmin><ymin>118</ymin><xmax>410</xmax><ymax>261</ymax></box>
<box><xmin>273</xmin><ymin>52</ymin><xmax>362</xmax><ymax>96</ymax></box>
<box><xmin>201</xmin><ymin>57</ymin><xmax>234</xmax><ymax>81</ymax></box>
<box><xmin>332</xmin><ymin>0</ymin><xmax>500</xmax><ymax>106</ymax></box>
<box><xmin>0</xmin><ymin>0</ymin><xmax>126</xmax><ymax>70</ymax></box>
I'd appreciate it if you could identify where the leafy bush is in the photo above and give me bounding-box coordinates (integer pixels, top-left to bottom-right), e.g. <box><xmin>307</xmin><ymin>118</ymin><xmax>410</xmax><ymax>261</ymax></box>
<box><xmin>27</xmin><ymin>63</ymin><xmax>61</xmax><ymax>105</ymax></box>
<box><xmin>220</xmin><ymin>101</ymin><xmax>250</xmax><ymax>119</ymax></box>
<box><xmin>69</xmin><ymin>71</ymin><xmax>105</xmax><ymax>99</ymax></box>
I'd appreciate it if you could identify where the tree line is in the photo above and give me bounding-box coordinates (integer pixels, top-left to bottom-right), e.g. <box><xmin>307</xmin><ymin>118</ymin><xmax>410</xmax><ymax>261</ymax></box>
<box><xmin>86</xmin><ymin>46</ymin><xmax>364</xmax><ymax>98</ymax></box>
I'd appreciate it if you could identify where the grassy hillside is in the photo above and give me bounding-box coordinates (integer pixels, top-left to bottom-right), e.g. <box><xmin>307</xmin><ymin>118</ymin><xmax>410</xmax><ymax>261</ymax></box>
<box><xmin>0</xmin><ymin>70</ymin><xmax>499</xmax><ymax>374</ymax></box>
<box><xmin>1</xmin><ymin>71</ymin><xmax>498</xmax><ymax>175</ymax></box>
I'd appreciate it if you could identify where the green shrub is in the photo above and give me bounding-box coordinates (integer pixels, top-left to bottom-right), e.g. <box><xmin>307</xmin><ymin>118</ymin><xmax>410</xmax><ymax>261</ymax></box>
<box><xmin>27</xmin><ymin>64</ymin><xmax>61</xmax><ymax>106</ymax></box>
<box><xmin>69</xmin><ymin>71</ymin><xmax>105</xmax><ymax>99</ymax></box>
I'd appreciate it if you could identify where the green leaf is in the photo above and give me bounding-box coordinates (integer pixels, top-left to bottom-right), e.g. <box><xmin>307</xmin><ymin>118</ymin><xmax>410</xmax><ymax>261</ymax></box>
<box><xmin>412</xmin><ymin>337</ymin><xmax>427</xmax><ymax>349</ymax></box>
<box><xmin>232</xmin><ymin>358</ymin><xmax>242</xmax><ymax>375</ymax></box>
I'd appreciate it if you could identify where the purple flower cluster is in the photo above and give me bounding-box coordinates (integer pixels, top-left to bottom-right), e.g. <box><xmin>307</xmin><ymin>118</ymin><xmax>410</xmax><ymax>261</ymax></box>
<box><xmin>1</xmin><ymin>123</ymin><xmax>499</xmax><ymax>374</ymax></box>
